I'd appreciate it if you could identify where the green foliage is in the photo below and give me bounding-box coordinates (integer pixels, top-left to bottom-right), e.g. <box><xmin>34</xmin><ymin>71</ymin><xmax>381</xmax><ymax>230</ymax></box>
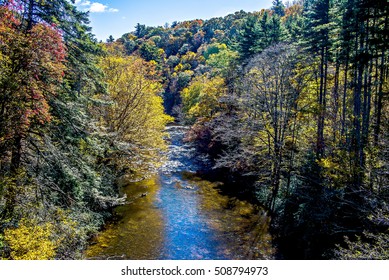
<box><xmin>203</xmin><ymin>43</ymin><xmax>227</xmax><ymax>60</ymax></box>
<box><xmin>139</xmin><ymin>41</ymin><xmax>161</xmax><ymax>62</ymax></box>
<box><xmin>181</xmin><ymin>75</ymin><xmax>226</xmax><ymax>123</ymax></box>
<box><xmin>236</xmin><ymin>14</ymin><xmax>262</xmax><ymax>60</ymax></box>
<box><xmin>236</xmin><ymin>11</ymin><xmax>284</xmax><ymax>61</ymax></box>
<box><xmin>206</xmin><ymin>46</ymin><xmax>239</xmax><ymax>77</ymax></box>
<box><xmin>176</xmin><ymin>70</ymin><xmax>194</xmax><ymax>88</ymax></box>
<box><xmin>272</xmin><ymin>0</ymin><xmax>285</xmax><ymax>17</ymax></box>
<box><xmin>0</xmin><ymin>0</ymin><xmax>388</xmax><ymax>261</ymax></box>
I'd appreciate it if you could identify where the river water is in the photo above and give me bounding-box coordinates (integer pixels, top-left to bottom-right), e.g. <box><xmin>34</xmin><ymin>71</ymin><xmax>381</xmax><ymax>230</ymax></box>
<box><xmin>86</xmin><ymin>125</ymin><xmax>273</xmax><ymax>260</ymax></box>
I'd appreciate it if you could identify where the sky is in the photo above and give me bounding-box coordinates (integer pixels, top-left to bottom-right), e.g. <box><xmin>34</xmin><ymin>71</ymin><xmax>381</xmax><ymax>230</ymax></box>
<box><xmin>73</xmin><ymin>0</ymin><xmax>275</xmax><ymax>41</ymax></box>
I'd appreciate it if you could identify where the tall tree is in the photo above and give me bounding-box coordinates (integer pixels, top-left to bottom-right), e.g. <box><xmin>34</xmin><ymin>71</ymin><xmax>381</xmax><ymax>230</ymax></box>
<box><xmin>237</xmin><ymin>14</ymin><xmax>262</xmax><ymax>61</ymax></box>
<box><xmin>272</xmin><ymin>0</ymin><xmax>286</xmax><ymax>17</ymax></box>
<box><xmin>1</xmin><ymin>0</ymin><xmax>120</xmax><ymax>259</ymax></box>
<box><xmin>241</xmin><ymin>43</ymin><xmax>301</xmax><ymax>212</ymax></box>
<box><xmin>0</xmin><ymin>3</ymin><xmax>66</xmax><ymax>218</ymax></box>
<box><xmin>96</xmin><ymin>43</ymin><xmax>173</xmax><ymax>179</ymax></box>
<box><xmin>303</xmin><ymin>0</ymin><xmax>332</xmax><ymax>159</ymax></box>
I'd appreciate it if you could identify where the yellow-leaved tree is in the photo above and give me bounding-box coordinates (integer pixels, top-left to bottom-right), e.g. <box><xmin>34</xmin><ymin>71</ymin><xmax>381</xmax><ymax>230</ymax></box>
<box><xmin>181</xmin><ymin>75</ymin><xmax>227</xmax><ymax>123</ymax></box>
<box><xmin>96</xmin><ymin>43</ymin><xmax>173</xmax><ymax>179</ymax></box>
<box><xmin>4</xmin><ymin>219</ymin><xmax>57</xmax><ymax>260</ymax></box>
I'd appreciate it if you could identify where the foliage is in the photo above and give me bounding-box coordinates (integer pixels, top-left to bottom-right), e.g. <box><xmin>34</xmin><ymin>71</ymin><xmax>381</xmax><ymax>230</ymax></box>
<box><xmin>335</xmin><ymin>232</ymin><xmax>389</xmax><ymax>260</ymax></box>
<box><xmin>206</xmin><ymin>44</ymin><xmax>239</xmax><ymax>77</ymax></box>
<box><xmin>181</xmin><ymin>75</ymin><xmax>226</xmax><ymax>123</ymax></box>
<box><xmin>96</xmin><ymin>44</ymin><xmax>173</xmax><ymax>178</ymax></box>
<box><xmin>164</xmin><ymin>0</ymin><xmax>389</xmax><ymax>260</ymax></box>
<box><xmin>4</xmin><ymin>218</ymin><xmax>57</xmax><ymax>260</ymax></box>
<box><xmin>0</xmin><ymin>0</ymin><xmax>388</xmax><ymax>261</ymax></box>
<box><xmin>0</xmin><ymin>4</ymin><xmax>66</xmax><ymax>153</ymax></box>
<box><xmin>0</xmin><ymin>3</ymin><xmax>67</xmax><ymax>221</ymax></box>
<box><xmin>0</xmin><ymin>0</ymin><xmax>170</xmax><ymax>259</ymax></box>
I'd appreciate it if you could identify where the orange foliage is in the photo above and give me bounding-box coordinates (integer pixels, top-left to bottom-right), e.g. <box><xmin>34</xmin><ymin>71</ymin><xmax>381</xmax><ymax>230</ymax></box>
<box><xmin>284</xmin><ymin>4</ymin><xmax>303</xmax><ymax>17</ymax></box>
<box><xmin>0</xmin><ymin>5</ymin><xmax>66</xmax><ymax>140</ymax></box>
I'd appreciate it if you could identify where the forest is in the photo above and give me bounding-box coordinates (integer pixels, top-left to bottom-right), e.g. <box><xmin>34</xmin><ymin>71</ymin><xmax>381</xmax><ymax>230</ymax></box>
<box><xmin>0</xmin><ymin>0</ymin><xmax>388</xmax><ymax>260</ymax></box>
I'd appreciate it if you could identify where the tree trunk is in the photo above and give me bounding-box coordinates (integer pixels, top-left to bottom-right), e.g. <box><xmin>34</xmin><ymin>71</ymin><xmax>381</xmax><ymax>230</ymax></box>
<box><xmin>362</xmin><ymin>15</ymin><xmax>372</xmax><ymax>167</ymax></box>
<box><xmin>26</xmin><ymin>0</ymin><xmax>35</xmax><ymax>31</ymax></box>
<box><xmin>341</xmin><ymin>54</ymin><xmax>349</xmax><ymax>141</ymax></box>
<box><xmin>352</xmin><ymin>29</ymin><xmax>364</xmax><ymax>188</ymax></box>
<box><xmin>269</xmin><ymin>150</ymin><xmax>282</xmax><ymax>214</ymax></box>
<box><xmin>316</xmin><ymin>45</ymin><xmax>327</xmax><ymax>159</ymax></box>
<box><xmin>333</xmin><ymin>55</ymin><xmax>340</xmax><ymax>143</ymax></box>
<box><xmin>374</xmin><ymin>13</ymin><xmax>388</xmax><ymax>144</ymax></box>
<box><xmin>1</xmin><ymin>135</ymin><xmax>22</xmax><ymax>219</ymax></box>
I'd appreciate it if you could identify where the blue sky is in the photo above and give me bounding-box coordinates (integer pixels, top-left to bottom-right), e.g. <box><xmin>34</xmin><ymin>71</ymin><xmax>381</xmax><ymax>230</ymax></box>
<box><xmin>74</xmin><ymin>0</ymin><xmax>274</xmax><ymax>41</ymax></box>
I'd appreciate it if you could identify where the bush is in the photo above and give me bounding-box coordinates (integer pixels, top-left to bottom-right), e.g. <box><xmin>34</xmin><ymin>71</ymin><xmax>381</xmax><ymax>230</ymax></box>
<box><xmin>4</xmin><ymin>219</ymin><xmax>57</xmax><ymax>260</ymax></box>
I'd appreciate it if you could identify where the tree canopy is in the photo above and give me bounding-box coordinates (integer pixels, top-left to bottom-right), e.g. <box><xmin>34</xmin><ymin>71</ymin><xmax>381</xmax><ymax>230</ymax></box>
<box><xmin>1</xmin><ymin>0</ymin><xmax>388</xmax><ymax>260</ymax></box>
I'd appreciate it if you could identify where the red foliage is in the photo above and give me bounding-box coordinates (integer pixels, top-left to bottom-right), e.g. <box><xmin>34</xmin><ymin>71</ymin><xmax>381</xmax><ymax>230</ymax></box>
<box><xmin>0</xmin><ymin>5</ymin><xmax>67</xmax><ymax>139</ymax></box>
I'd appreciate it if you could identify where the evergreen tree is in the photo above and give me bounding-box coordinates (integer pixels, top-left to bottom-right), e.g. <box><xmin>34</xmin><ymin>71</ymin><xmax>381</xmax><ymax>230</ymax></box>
<box><xmin>302</xmin><ymin>0</ymin><xmax>333</xmax><ymax>159</ymax></box>
<box><xmin>272</xmin><ymin>0</ymin><xmax>285</xmax><ymax>17</ymax></box>
<box><xmin>236</xmin><ymin>14</ymin><xmax>262</xmax><ymax>61</ymax></box>
<box><xmin>107</xmin><ymin>35</ymin><xmax>115</xmax><ymax>43</ymax></box>
<box><xmin>0</xmin><ymin>0</ymin><xmax>118</xmax><ymax>259</ymax></box>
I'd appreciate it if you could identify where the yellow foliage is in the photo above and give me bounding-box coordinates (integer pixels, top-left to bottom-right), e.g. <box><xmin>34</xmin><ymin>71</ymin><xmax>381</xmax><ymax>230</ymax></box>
<box><xmin>181</xmin><ymin>51</ymin><xmax>197</xmax><ymax>63</ymax></box>
<box><xmin>174</xmin><ymin>63</ymin><xmax>184</xmax><ymax>72</ymax></box>
<box><xmin>157</xmin><ymin>48</ymin><xmax>165</xmax><ymax>57</ymax></box>
<box><xmin>195</xmin><ymin>76</ymin><xmax>225</xmax><ymax>117</ymax></box>
<box><xmin>317</xmin><ymin>153</ymin><xmax>351</xmax><ymax>188</ymax></box>
<box><xmin>181</xmin><ymin>75</ymin><xmax>227</xmax><ymax>121</ymax></box>
<box><xmin>97</xmin><ymin>52</ymin><xmax>173</xmax><ymax>178</ymax></box>
<box><xmin>127</xmin><ymin>34</ymin><xmax>137</xmax><ymax>41</ymax></box>
<box><xmin>319</xmin><ymin>157</ymin><xmax>337</xmax><ymax>169</ymax></box>
<box><xmin>4</xmin><ymin>219</ymin><xmax>57</xmax><ymax>260</ymax></box>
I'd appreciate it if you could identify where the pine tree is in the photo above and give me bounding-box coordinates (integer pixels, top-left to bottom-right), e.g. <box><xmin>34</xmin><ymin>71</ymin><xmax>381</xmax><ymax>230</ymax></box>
<box><xmin>237</xmin><ymin>14</ymin><xmax>262</xmax><ymax>61</ymax></box>
<box><xmin>302</xmin><ymin>0</ymin><xmax>333</xmax><ymax>159</ymax></box>
<box><xmin>272</xmin><ymin>0</ymin><xmax>286</xmax><ymax>17</ymax></box>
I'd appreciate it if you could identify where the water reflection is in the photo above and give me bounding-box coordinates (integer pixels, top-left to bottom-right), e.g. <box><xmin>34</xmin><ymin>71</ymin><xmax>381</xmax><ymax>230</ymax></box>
<box><xmin>86</xmin><ymin>178</ymin><xmax>164</xmax><ymax>259</ymax></box>
<box><xmin>86</xmin><ymin>126</ymin><xmax>273</xmax><ymax>260</ymax></box>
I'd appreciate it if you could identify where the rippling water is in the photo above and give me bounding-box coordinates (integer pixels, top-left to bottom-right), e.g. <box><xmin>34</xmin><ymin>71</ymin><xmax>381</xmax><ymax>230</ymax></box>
<box><xmin>86</xmin><ymin>125</ymin><xmax>273</xmax><ymax>260</ymax></box>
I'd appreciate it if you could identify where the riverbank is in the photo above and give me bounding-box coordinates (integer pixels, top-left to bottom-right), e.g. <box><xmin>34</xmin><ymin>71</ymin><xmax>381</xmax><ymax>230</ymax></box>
<box><xmin>86</xmin><ymin>126</ymin><xmax>273</xmax><ymax>260</ymax></box>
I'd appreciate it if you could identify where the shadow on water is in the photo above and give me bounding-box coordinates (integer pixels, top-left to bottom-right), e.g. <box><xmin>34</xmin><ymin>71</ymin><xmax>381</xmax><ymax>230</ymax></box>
<box><xmin>86</xmin><ymin>125</ymin><xmax>273</xmax><ymax>260</ymax></box>
<box><xmin>86</xmin><ymin>178</ymin><xmax>164</xmax><ymax>259</ymax></box>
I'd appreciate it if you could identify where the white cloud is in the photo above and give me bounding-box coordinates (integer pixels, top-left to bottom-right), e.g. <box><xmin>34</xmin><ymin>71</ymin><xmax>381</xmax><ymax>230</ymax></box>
<box><xmin>89</xmin><ymin>3</ymin><xmax>106</xmax><ymax>12</ymax></box>
<box><xmin>75</xmin><ymin>1</ymin><xmax>119</xmax><ymax>13</ymax></box>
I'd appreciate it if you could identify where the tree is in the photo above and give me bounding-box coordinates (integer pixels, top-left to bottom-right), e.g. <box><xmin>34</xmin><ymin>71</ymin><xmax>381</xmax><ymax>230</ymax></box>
<box><xmin>302</xmin><ymin>0</ymin><xmax>333</xmax><ymax>159</ymax></box>
<box><xmin>135</xmin><ymin>23</ymin><xmax>147</xmax><ymax>38</ymax></box>
<box><xmin>237</xmin><ymin>14</ymin><xmax>262</xmax><ymax>61</ymax></box>
<box><xmin>206</xmin><ymin>45</ymin><xmax>239</xmax><ymax>77</ymax></box>
<box><xmin>0</xmin><ymin>4</ymin><xmax>66</xmax><ymax>218</ymax></box>
<box><xmin>237</xmin><ymin>11</ymin><xmax>284</xmax><ymax>61</ymax></box>
<box><xmin>272</xmin><ymin>0</ymin><xmax>286</xmax><ymax>17</ymax></box>
<box><xmin>107</xmin><ymin>35</ymin><xmax>115</xmax><ymax>43</ymax></box>
<box><xmin>1</xmin><ymin>0</ymin><xmax>122</xmax><ymax>259</ymax></box>
<box><xmin>138</xmin><ymin>41</ymin><xmax>161</xmax><ymax>62</ymax></box>
<box><xmin>241</xmin><ymin>43</ymin><xmax>302</xmax><ymax>212</ymax></box>
<box><xmin>96</xmin><ymin>44</ymin><xmax>173</xmax><ymax>179</ymax></box>
<box><xmin>181</xmin><ymin>75</ymin><xmax>227</xmax><ymax>123</ymax></box>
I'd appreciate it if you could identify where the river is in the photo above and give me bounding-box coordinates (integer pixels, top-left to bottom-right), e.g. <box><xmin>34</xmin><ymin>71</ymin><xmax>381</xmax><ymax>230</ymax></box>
<box><xmin>86</xmin><ymin>125</ymin><xmax>273</xmax><ymax>260</ymax></box>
